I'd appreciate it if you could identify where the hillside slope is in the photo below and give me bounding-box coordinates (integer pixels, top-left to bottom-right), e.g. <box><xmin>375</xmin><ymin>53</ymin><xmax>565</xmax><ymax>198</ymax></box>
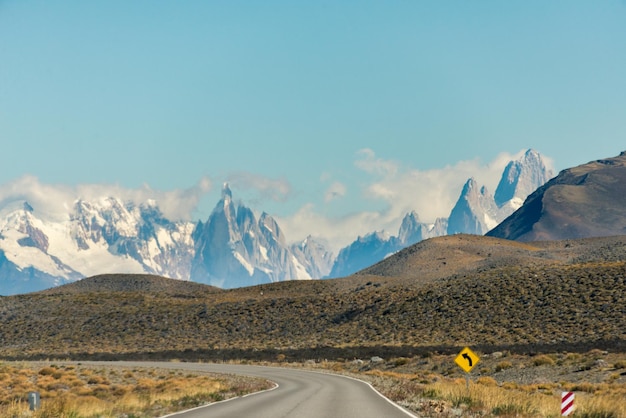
<box><xmin>488</xmin><ymin>151</ymin><xmax>626</xmax><ymax>241</ymax></box>
<box><xmin>0</xmin><ymin>235</ymin><xmax>624</xmax><ymax>360</ymax></box>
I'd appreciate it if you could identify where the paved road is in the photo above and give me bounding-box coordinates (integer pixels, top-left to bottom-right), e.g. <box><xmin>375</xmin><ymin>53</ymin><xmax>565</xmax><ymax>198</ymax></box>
<box><xmin>81</xmin><ymin>361</ymin><xmax>417</xmax><ymax>418</ymax></box>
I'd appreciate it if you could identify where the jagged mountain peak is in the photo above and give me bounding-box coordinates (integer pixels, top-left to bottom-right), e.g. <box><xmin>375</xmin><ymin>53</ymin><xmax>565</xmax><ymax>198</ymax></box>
<box><xmin>0</xmin><ymin>149</ymin><xmax>557</xmax><ymax>294</ymax></box>
<box><xmin>447</xmin><ymin>178</ymin><xmax>498</xmax><ymax>236</ymax></box>
<box><xmin>259</xmin><ymin>212</ymin><xmax>285</xmax><ymax>246</ymax></box>
<box><xmin>190</xmin><ymin>187</ymin><xmax>328</xmax><ymax>288</ymax></box>
<box><xmin>495</xmin><ymin>148</ymin><xmax>553</xmax><ymax>207</ymax></box>
<box><xmin>327</xmin><ymin>229</ymin><xmax>400</xmax><ymax>278</ymax></box>
<box><xmin>222</xmin><ymin>182</ymin><xmax>233</xmax><ymax>200</ymax></box>
<box><xmin>402</xmin><ymin>210</ymin><xmax>420</xmax><ymax>223</ymax></box>
<box><xmin>397</xmin><ymin>211</ymin><xmax>447</xmax><ymax>247</ymax></box>
<box><xmin>329</xmin><ymin>151</ymin><xmax>554</xmax><ymax>279</ymax></box>
<box><xmin>463</xmin><ymin>177</ymin><xmax>477</xmax><ymax>191</ymax></box>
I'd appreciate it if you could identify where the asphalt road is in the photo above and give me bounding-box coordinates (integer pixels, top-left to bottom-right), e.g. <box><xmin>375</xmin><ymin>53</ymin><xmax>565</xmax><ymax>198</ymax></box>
<box><xmin>81</xmin><ymin>361</ymin><xmax>417</xmax><ymax>418</ymax></box>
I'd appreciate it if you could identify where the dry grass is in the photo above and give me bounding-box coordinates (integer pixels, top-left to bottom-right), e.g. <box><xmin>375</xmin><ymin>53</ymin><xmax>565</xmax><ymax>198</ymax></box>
<box><xmin>0</xmin><ymin>362</ymin><xmax>272</xmax><ymax>418</ymax></box>
<box><xmin>300</xmin><ymin>349</ymin><xmax>626</xmax><ymax>418</ymax></box>
<box><xmin>0</xmin><ymin>235</ymin><xmax>625</xmax><ymax>416</ymax></box>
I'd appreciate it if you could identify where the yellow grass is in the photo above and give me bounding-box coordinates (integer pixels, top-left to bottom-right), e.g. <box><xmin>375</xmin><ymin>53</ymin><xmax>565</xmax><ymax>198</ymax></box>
<box><xmin>399</xmin><ymin>376</ymin><xmax>626</xmax><ymax>417</ymax></box>
<box><xmin>0</xmin><ymin>363</ymin><xmax>271</xmax><ymax>418</ymax></box>
<box><xmin>308</xmin><ymin>354</ymin><xmax>626</xmax><ymax>418</ymax></box>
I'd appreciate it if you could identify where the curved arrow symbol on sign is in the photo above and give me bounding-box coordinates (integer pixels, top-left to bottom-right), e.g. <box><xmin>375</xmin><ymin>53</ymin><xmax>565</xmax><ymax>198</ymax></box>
<box><xmin>462</xmin><ymin>353</ymin><xmax>473</xmax><ymax>367</ymax></box>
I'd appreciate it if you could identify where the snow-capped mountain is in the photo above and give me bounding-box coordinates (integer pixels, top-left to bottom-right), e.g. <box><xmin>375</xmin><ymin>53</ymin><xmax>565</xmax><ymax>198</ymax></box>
<box><xmin>190</xmin><ymin>184</ymin><xmax>332</xmax><ymax>288</ymax></box>
<box><xmin>448</xmin><ymin>149</ymin><xmax>553</xmax><ymax>236</ymax></box>
<box><xmin>488</xmin><ymin>150</ymin><xmax>626</xmax><ymax>241</ymax></box>
<box><xmin>291</xmin><ymin>236</ymin><xmax>334</xmax><ymax>280</ymax></box>
<box><xmin>0</xmin><ymin>149</ymin><xmax>553</xmax><ymax>294</ymax></box>
<box><xmin>327</xmin><ymin>231</ymin><xmax>401</xmax><ymax>279</ymax></box>
<box><xmin>326</xmin><ymin>213</ymin><xmax>448</xmax><ymax>279</ymax></box>
<box><xmin>0</xmin><ymin>197</ymin><xmax>196</xmax><ymax>295</ymax></box>
<box><xmin>0</xmin><ymin>183</ymin><xmax>332</xmax><ymax>295</ymax></box>
<box><xmin>71</xmin><ymin>198</ymin><xmax>196</xmax><ymax>279</ymax></box>
<box><xmin>494</xmin><ymin>149</ymin><xmax>553</xmax><ymax>209</ymax></box>
<box><xmin>328</xmin><ymin>149</ymin><xmax>553</xmax><ymax>278</ymax></box>
<box><xmin>447</xmin><ymin>178</ymin><xmax>500</xmax><ymax>235</ymax></box>
<box><xmin>398</xmin><ymin>211</ymin><xmax>448</xmax><ymax>247</ymax></box>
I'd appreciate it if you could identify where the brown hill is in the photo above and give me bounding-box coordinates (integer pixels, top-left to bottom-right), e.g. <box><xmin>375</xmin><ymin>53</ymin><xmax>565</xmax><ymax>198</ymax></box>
<box><xmin>40</xmin><ymin>274</ymin><xmax>223</xmax><ymax>297</ymax></box>
<box><xmin>0</xmin><ymin>235</ymin><xmax>624</xmax><ymax>360</ymax></box>
<box><xmin>488</xmin><ymin>151</ymin><xmax>626</xmax><ymax>241</ymax></box>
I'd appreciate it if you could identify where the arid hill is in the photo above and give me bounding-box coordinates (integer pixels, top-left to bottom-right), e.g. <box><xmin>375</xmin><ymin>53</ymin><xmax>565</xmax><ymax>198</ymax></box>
<box><xmin>40</xmin><ymin>274</ymin><xmax>223</xmax><ymax>297</ymax></box>
<box><xmin>488</xmin><ymin>151</ymin><xmax>626</xmax><ymax>241</ymax></box>
<box><xmin>0</xmin><ymin>234</ymin><xmax>624</xmax><ymax>361</ymax></box>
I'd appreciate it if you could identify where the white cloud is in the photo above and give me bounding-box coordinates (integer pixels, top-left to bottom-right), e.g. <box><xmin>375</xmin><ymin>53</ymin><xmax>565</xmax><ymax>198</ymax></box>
<box><xmin>354</xmin><ymin>148</ymin><xmax>399</xmax><ymax>177</ymax></box>
<box><xmin>0</xmin><ymin>176</ymin><xmax>213</xmax><ymax>222</ymax></box>
<box><xmin>354</xmin><ymin>149</ymin><xmax>531</xmax><ymax>225</ymax></box>
<box><xmin>0</xmin><ymin>148</ymin><xmax>554</xmax><ymax>256</ymax></box>
<box><xmin>279</xmin><ymin>149</ymin><xmax>541</xmax><ymax>253</ymax></box>
<box><xmin>226</xmin><ymin>171</ymin><xmax>292</xmax><ymax>203</ymax></box>
<box><xmin>277</xmin><ymin>203</ymin><xmax>386</xmax><ymax>255</ymax></box>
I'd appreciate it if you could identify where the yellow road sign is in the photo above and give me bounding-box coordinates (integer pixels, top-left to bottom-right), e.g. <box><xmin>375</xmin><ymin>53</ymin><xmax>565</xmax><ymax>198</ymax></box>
<box><xmin>455</xmin><ymin>347</ymin><xmax>480</xmax><ymax>373</ymax></box>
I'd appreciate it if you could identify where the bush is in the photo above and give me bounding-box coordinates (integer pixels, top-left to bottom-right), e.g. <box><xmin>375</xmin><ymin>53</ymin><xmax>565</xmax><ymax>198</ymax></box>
<box><xmin>532</xmin><ymin>355</ymin><xmax>555</xmax><ymax>366</ymax></box>
<box><xmin>38</xmin><ymin>367</ymin><xmax>57</xmax><ymax>376</ymax></box>
<box><xmin>495</xmin><ymin>361</ymin><xmax>513</xmax><ymax>372</ymax></box>
<box><xmin>393</xmin><ymin>357</ymin><xmax>409</xmax><ymax>367</ymax></box>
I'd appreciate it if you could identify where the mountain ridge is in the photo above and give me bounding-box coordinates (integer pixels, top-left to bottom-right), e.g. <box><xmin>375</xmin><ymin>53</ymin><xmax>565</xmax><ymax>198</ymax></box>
<box><xmin>328</xmin><ymin>149</ymin><xmax>553</xmax><ymax>278</ymax></box>
<box><xmin>0</xmin><ymin>148</ymin><xmax>575</xmax><ymax>294</ymax></box>
<box><xmin>488</xmin><ymin>151</ymin><xmax>626</xmax><ymax>241</ymax></box>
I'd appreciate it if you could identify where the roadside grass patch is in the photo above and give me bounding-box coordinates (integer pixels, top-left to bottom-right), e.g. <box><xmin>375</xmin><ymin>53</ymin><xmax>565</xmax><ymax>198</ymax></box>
<box><xmin>0</xmin><ymin>363</ymin><xmax>272</xmax><ymax>418</ymax></box>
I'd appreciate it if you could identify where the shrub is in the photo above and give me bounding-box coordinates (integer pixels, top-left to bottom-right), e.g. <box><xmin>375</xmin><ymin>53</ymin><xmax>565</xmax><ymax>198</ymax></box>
<box><xmin>495</xmin><ymin>361</ymin><xmax>513</xmax><ymax>372</ymax></box>
<box><xmin>38</xmin><ymin>367</ymin><xmax>57</xmax><ymax>376</ymax></box>
<box><xmin>393</xmin><ymin>357</ymin><xmax>409</xmax><ymax>367</ymax></box>
<box><xmin>532</xmin><ymin>355</ymin><xmax>555</xmax><ymax>366</ymax></box>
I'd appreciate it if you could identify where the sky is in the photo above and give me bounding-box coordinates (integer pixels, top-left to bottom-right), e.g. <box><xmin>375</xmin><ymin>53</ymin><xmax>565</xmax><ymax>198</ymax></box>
<box><xmin>1</xmin><ymin>1</ymin><xmax>625</xmax><ymax>253</ymax></box>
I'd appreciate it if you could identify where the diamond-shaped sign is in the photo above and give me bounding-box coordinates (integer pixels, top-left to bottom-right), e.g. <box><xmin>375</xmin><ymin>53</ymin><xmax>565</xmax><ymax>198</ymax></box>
<box><xmin>455</xmin><ymin>347</ymin><xmax>480</xmax><ymax>373</ymax></box>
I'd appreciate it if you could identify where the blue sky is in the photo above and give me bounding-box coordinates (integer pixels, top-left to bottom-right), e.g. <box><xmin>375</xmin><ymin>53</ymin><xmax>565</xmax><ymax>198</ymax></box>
<box><xmin>1</xmin><ymin>1</ymin><xmax>625</xmax><ymax>251</ymax></box>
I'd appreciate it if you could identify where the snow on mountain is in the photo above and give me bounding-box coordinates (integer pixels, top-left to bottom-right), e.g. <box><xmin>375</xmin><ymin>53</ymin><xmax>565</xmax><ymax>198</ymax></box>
<box><xmin>448</xmin><ymin>149</ymin><xmax>554</xmax><ymax>236</ymax></box>
<box><xmin>447</xmin><ymin>178</ymin><xmax>500</xmax><ymax>235</ymax></box>
<box><xmin>0</xmin><ymin>195</ymin><xmax>196</xmax><ymax>295</ymax></box>
<box><xmin>495</xmin><ymin>149</ymin><xmax>554</xmax><ymax>209</ymax></box>
<box><xmin>328</xmin><ymin>149</ymin><xmax>552</xmax><ymax>278</ymax></box>
<box><xmin>0</xmin><ymin>149</ymin><xmax>553</xmax><ymax>294</ymax></box>
<box><xmin>327</xmin><ymin>231</ymin><xmax>401</xmax><ymax>279</ymax></box>
<box><xmin>69</xmin><ymin>197</ymin><xmax>195</xmax><ymax>279</ymax></box>
<box><xmin>0</xmin><ymin>201</ymin><xmax>79</xmax><ymax>285</ymax></box>
<box><xmin>190</xmin><ymin>184</ymin><xmax>330</xmax><ymax>288</ymax></box>
<box><xmin>291</xmin><ymin>236</ymin><xmax>334</xmax><ymax>279</ymax></box>
<box><xmin>398</xmin><ymin>211</ymin><xmax>448</xmax><ymax>246</ymax></box>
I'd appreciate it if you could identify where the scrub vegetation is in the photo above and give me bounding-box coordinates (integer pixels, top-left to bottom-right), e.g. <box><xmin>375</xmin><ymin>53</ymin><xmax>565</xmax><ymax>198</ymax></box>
<box><xmin>0</xmin><ymin>362</ymin><xmax>272</xmax><ymax>418</ymax></box>
<box><xmin>0</xmin><ymin>234</ymin><xmax>624</xmax><ymax>416</ymax></box>
<box><xmin>300</xmin><ymin>349</ymin><xmax>626</xmax><ymax>417</ymax></box>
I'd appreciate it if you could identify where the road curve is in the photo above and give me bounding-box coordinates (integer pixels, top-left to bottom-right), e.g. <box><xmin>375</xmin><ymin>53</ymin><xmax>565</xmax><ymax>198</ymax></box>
<box><xmin>80</xmin><ymin>361</ymin><xmax>417</xmax><ymax>418</ymax></box>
